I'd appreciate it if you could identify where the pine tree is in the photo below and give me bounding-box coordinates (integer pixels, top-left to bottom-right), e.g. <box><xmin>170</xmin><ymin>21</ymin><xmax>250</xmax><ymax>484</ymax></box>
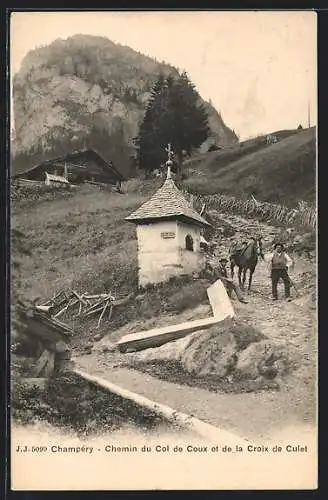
<box><xmin>134</xmin><ymin>73</ymin><xmax>168</xmax><ymax>176</ymax></box>
<box><xmin>135</xmin><ymin>71</ymin><xmax>210</xmax><ymax>179</ymax></box>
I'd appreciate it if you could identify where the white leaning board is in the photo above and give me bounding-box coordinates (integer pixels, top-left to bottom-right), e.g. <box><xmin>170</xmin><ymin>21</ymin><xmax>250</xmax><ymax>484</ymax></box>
<box><xmin>206</xmin><ymin>279</ymin><xmax>235</xmax><ymax>319</ymax></box>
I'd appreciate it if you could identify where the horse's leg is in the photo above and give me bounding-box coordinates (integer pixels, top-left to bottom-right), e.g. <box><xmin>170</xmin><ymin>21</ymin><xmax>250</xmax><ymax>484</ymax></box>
<box><xmin>248</xmin><ymin>261</ymin><xmax>257</xmax><ymax>291</ymax></box>
<box><xmin>248</xmin><ymin>269</ymin><xmax>254</xmax><ymax>291</ymax></box>
<box><xmin>242</xmin><ymin>268</ymin><xmax>247</xmax><ymax>290</ymax></box>
<box><xmin>238</xmin><ymin>267</ymin><xmax>243</xmax><ymax>289</ymax></box>
<box><xmin>230</xmin><ymin>259</ymin><xmax>234</xmax><ymax>279</ymax></box>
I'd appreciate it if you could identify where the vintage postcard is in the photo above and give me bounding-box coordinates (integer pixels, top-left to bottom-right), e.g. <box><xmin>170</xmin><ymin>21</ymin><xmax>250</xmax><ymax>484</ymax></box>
<box><xmin>10</xmin><ymin>10</ymin><xmax>317</xmax><ymax>490</ymax></box>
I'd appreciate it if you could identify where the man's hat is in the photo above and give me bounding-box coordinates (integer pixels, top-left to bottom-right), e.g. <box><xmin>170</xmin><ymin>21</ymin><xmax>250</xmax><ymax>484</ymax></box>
<box><xmin>274</xmin><ymin>242</ymin><xmax>284</xmax><ymax>250</ymax></box>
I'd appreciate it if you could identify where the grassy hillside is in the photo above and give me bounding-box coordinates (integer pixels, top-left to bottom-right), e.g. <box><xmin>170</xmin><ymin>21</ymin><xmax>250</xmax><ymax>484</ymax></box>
<box><xmin>12</xmin><ymin>123</ymin><xmax>316</xmax><ymax>302</ymax></box>
<box><xmin>12</xmin><ymin>125</ymin><xmax>316</xmax><ymax>350</ymax></box>
<box><xmin>12</xmin><ymin>185</ymin><xmax>141</xmax><ymax>301</ymax></box>
<box><xmin>12</xmin><ymin>182</ymin><xmax>211</xmax><ymax>348</ymax></box>
<box><xmin>183</xmin><ymin>127</ymin><xmax>316</xmax><ymax>207</ymax></box>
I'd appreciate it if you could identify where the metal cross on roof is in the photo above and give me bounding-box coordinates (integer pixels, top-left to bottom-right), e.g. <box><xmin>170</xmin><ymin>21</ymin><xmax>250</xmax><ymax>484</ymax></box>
<box><xmin>164</xmin><ymin>143</ymin><xmax>174</xmax><ymax>179</ymax></box>
<box><xmin>165</xmin><ymin>143</ymin><xmax>174</xmax><ymax>162</ymax></box>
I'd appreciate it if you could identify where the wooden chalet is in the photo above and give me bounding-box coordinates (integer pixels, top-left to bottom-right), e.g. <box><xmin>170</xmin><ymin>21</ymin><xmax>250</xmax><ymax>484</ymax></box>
<box><xmin>14</xmin><ymin>149</ymin><xmax>125</xmax><ymax>186</ymax></box>
<box><xmin>14</xmin><ymin>304</ymin><xmax>73</xmax><ymax>377</ymax></box>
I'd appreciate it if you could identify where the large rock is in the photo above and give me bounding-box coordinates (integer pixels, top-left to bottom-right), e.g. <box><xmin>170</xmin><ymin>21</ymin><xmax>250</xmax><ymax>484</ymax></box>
<box><xmin>127</xmin><ymin>318</ymin><xmax>267</xmax><ymax>379</ymax></box>
<box><xmin>235</xmin><ymin>339</ymin><xmax>297</xmax><ymax>380</ymax></box>
<box><xmin>126</xmin><ymin>325</ymin><xmax>238</xmax><ymax>378</ymax></box>
<box><xmin>181</xmin><ymin>328</ymin><xmax>237</xmax><ymax>378</ymax></box>
<box><xmin>228</xmin><ymin>320</ymin><xmax>265</xmax><ymax>350</ymax></box>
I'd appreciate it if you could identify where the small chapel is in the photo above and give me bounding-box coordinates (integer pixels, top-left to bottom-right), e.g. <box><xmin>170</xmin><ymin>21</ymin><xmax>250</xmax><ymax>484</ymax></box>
<box><xmin>125</xmin><ymin>145</ymin><xmax>211</xmax><ymax>287</ymax></box>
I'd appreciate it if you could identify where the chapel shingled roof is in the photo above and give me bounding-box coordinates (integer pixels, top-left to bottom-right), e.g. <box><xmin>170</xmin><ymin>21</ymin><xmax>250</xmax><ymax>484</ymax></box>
<box><xmin>125</xmin><ymin>177</ymin><xmax>210</xmax><ymax>227</ymax></box>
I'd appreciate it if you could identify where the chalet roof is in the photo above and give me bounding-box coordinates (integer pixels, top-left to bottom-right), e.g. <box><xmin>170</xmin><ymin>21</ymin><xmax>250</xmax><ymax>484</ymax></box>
<box><xmin>14</xmin><ymin>148</ymin><xmax>125</xmax><ymax>182</ymax></box>
<box><xmin>125</xmin><ymin>176</ymin><xmax>210</xmax><ymax>227</ymax></box>
<box><xmin>17</xmin><ymin>304</ymin><xmax>73</xmax><ymax>343</ymax></box>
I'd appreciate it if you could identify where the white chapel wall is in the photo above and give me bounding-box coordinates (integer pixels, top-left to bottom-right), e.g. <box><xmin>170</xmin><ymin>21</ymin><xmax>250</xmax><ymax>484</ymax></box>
<box><xmin>137</xmin><ymin>221</ymin><xmax>182</xmax><ymax>286</ymax></box>
<box><xmin>136</xmin><ymin>219</ymin><xmax>206</xmax><ymax>286</ymax></box>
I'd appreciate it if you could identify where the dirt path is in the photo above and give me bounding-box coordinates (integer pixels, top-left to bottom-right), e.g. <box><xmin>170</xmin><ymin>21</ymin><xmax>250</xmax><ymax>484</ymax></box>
<box><xmin>210</xmin><ymin>211</ymin><xmax>316</xmax><ymax>394</ymax></box>
<box><xmin>75</xmin><ymin>354</ymin><xmax>315</xmax><ymax>442</ymax></box>
<box><xmin>75</xmin><ymin>256</ymin><xmax>316</xmax><ymax>442</ymax></box>
<box><xmin>75</xmin><ymin>212</ymin><xmax>316</xmax><ymax>442</ymax></box>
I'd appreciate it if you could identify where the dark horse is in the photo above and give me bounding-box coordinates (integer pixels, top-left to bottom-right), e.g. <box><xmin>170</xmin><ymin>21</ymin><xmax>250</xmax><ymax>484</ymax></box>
<box><xmin>229</xmin><ymin>237</ymin><xmax>264</xmax><ymax>291</ymax></box>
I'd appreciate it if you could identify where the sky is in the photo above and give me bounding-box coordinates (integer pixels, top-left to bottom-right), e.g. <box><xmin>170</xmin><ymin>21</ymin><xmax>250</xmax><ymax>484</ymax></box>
<box><xmin>10</xmin><ymin>10</ymin><xmax>317</xmax><ymax>140</ymax></box>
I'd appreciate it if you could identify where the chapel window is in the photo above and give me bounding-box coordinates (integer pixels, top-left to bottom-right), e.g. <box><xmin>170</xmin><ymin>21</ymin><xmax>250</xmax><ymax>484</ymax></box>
<box><xmin>185</xmin><ymin>234</ymin><xmax>194</xmax><ymax>251</ymax></box>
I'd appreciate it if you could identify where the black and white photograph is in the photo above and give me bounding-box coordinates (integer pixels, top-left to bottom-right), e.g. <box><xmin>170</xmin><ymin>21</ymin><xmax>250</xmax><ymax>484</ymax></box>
<box><xmin>10</xmin><ymin>10</ymin><xmax>317</xmax><ymax>490</ymax></box>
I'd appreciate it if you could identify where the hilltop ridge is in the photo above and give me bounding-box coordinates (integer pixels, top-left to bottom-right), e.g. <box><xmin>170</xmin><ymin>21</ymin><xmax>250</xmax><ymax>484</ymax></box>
<box><xmin>183</xmin><ymin>127</ymin><xmax>316</xmax><ymax>206</ymax></box>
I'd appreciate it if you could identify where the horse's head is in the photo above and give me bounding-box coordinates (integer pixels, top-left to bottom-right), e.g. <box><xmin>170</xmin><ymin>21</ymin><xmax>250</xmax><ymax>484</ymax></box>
<box><xmin>251</xmin><ymin>235</ymin><xmax>264</xmax><ymax>259</ymax></box>
<box><xmin>246</xmin><ymin>238</ymin><xmax>257</xmax><ymax>257</ymax></box>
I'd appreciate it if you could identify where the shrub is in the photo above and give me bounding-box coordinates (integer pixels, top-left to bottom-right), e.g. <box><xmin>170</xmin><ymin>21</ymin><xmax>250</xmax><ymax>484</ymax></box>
<box><xmin>11</xmin><ymin>373</ymin><xmax>178</xmax><ymax>437</ymax></box>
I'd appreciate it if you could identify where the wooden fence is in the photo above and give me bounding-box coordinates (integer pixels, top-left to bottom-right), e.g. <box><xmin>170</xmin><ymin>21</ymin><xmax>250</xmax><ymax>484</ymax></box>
<box><xmin>183</xmin><ymin>190</ymin><xmax>316</xmax><ymax>233</ymax></box>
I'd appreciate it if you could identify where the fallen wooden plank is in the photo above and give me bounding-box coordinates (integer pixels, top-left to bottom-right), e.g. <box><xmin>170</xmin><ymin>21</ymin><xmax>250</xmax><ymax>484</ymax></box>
<box><xmin>83</xmin><ymin>297</ymin><xmax>109</xmax><ymax>315</ymax></box>
<box><xmin>113</xmin><ymin>293</ymin><xmax>134</xmax><ymax>307</ymax></box>
<box><xmin>71</xmin><ymin>290</ymin><xmax>88</xmax><ymax>306</ymax></box>
<box><xmin>116</xmin><ymin>316</ymin><xmax>225</xmax><ymax>353</ymax></box>
<box><xmin>35</xmin><ymin>305</ymin><xmax>53</xmax><ymax>315</ymax></box>
<box><xmin>83</xmin><ymin>294</ymin><xmax>112</xmax><ymax>300</ymax></box>
<box><xmin>80</xmin><ymin>293</ymin><xmax>92</xmax><ymax>306</ymax></box>
<box><xmin>42</xmin><ymin>290</ymin><xmax>64</xmax><ymax>306</ymax></box>
<box><xmin>84</xmin><ymin>304</ymin><xmax>108</xmax><ymax>317</ymax></box>
<box><xmin>50</xmin><ymin>296</ymin><xmax>70</xmax><ymax>311</ymax></box>
<box><xmin>97</xmin><ymin>300</ymin><xmax>110</xmax><ymax>328</ymax></box>
<box><xmin>77</xmin><ymin>300</ymin><xmax>83</xmax><ymax>316</ymax></box>
<box><xmin>54</xmin><ymin>298</ymin><xmax>79</xmax><ymax>318</ymax></box>
<box><xmin>107</xmin><ymin>303</ymin><xmax>113</xmax><ymax>323</ymax></box>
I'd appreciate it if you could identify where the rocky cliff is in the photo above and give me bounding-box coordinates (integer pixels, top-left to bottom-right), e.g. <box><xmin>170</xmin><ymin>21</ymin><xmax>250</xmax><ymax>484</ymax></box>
<box><xmin>12</xmin><ymin>34</ymin><xmax>238</xmax><ymax>177</ymax></box>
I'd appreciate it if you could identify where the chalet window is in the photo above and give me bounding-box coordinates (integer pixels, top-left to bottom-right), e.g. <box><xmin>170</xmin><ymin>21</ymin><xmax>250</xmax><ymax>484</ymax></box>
<box><xmin>185</xmin><ymin>234</ymin><xmax>194</xmax><ymax>251</ymax></box>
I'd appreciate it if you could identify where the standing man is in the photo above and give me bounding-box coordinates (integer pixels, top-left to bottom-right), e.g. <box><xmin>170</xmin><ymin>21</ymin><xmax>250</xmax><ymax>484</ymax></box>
<box><xmin>265</xmin><ymin>243</ymin><xmax>294</xmax><ymax>301</ymax></box>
